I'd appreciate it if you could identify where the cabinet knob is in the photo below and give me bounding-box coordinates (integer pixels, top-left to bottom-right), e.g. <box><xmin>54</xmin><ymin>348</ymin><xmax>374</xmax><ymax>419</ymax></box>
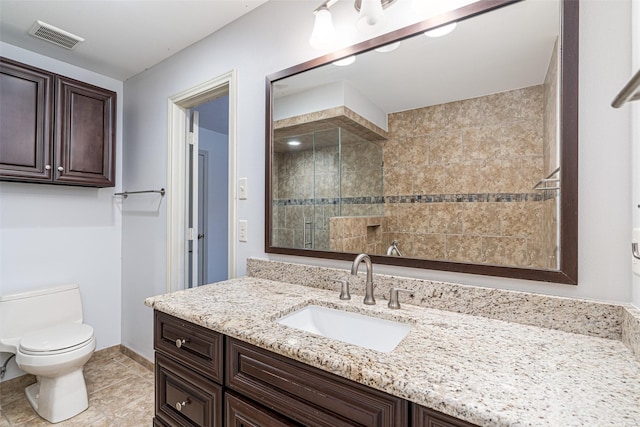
<box><xmin>175</xmin><ymin>399</ymin><xmax>190</xmax><ymax>411</ymax></box>
<box><xmin>45</xmin><ymin>165</ymin><xmax>51</xmax><ymax>170</ymax></box>
<box><xmin>57</xmin><ymin>166</ymin><xmax>64</xmax><ymax>172</ymax></box>
<box><xmin>175</xmin><ymin>338</ymin><xmax>187</xmax><ymax>348</ymax></box>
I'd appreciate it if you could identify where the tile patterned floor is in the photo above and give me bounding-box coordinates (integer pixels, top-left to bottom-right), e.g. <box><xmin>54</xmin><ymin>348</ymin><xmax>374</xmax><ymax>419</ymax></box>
<box><xmin>0</xmin><ymin>348</ymin><xmax>154</xmax><ymax>426</ymax></box>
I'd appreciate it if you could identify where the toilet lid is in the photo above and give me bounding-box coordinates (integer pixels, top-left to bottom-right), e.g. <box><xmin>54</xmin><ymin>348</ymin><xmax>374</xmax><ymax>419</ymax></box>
<box><xmin>20</xmin><ymin>323</ymin><xmax>94</xmax><ymax>353</ymax></box>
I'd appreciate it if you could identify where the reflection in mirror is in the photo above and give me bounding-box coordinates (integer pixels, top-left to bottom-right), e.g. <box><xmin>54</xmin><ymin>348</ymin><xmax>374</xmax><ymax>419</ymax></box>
<box><xmin>266</xmin><ymin>0</ymin><xmax>578</xmax><ymax>284</ymax></box>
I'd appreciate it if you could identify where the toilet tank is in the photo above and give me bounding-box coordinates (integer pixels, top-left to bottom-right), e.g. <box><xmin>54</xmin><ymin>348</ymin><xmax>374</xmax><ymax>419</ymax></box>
<box><xmin>0</xmin><ymin>284</ymin><xmax>84</xmax><ymax>348</ymax></box>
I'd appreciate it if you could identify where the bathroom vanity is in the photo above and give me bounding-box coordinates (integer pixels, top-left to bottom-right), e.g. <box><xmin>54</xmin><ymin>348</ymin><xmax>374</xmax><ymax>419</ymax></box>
<box><xmin>152</xmin><ymin>310</ymin><xmax>470</xmax><ymax>427</ymax></box>
<box><xmin>146</xmin><ymin>275</ymin><xmax>640</xmax><ymax>427</ymax></box>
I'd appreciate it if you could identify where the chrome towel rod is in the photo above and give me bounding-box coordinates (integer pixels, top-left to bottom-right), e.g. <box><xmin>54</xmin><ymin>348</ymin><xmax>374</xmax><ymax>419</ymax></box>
<box><xmin>533</xmin><ymin>167</ymin><xmax>560</xmax><ymax>191</ymax></box>
<box><xmin>114</xmin><ymin>188</ymin><xmax>165</xmax><ymax>199</ymax></box>
<box><xmin>612</xmin><ymin>69</ymin><xmax>640</xmax><ymax>108</ymax></box>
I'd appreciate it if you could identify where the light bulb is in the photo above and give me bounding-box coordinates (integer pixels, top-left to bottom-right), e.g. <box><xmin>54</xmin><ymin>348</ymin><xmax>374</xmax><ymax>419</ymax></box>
<box><xmin>424</xmin><ymin>22</ymin><xmax>457</xmax><ymax>38</ymax></box>
<box><xmin>309</xmin><ymin>7</ymin><xmax>336</xmax><ymax>50</ymax></box>
<box><xmin>356</xmin><ymin>0</ymin><xmax>385</xmax><ymax>33</ymax></box>
<box><xmin>333</xmin><ymin>56</ymin><xmax>356</xmax><ymax>66</ymax></box>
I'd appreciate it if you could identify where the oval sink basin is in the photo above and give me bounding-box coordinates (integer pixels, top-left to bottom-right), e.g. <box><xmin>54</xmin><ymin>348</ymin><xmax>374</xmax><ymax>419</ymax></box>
<box><xmin>277</xmin><ymin>305</ymin><xmax>411</xmax><ymax>353</ymax></box>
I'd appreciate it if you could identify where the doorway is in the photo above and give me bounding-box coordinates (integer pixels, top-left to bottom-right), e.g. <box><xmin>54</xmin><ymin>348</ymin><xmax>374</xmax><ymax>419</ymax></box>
<box><xmin>167</xmin><ymin>71</ymin><xmax>237</xmax><ymax>292</ymax></box>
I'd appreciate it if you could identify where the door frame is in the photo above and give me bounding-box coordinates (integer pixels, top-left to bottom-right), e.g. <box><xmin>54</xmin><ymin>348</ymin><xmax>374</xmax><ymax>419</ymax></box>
<box><xmin>166</xmin><ymin>71</ymin><xmax>237</xmax><ymax>292</ymax></box>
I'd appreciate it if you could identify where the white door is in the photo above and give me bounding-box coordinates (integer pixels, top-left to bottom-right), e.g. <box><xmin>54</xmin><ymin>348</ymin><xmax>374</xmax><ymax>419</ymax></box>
<box><xmin>197</xmin><ymin>150</ymin><xmax>208</xmax><ymax>285</ymax></box>
<box><xmin>187</xmin><ymin>110</ymin><xmax>199</xmax><ymax>288</ymax></box>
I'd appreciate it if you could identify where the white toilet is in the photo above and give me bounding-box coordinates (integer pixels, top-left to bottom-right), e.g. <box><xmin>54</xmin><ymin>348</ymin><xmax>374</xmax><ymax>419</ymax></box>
<box><xmin>0</xmin><ymin>284</ymin><xmax>96</xmax><ymax>423</ymax></box>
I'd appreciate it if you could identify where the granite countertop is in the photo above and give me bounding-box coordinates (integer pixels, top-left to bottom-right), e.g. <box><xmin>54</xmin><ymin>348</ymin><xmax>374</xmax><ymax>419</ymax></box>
<box><xmin>145</xmin><ymin>277</ymin><xmax>640</xmax><ymax>427</ymax></box>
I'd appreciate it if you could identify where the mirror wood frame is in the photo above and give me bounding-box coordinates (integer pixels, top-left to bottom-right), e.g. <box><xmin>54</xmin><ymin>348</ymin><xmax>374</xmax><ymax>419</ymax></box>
<box><xmin>265</xmin><ymin>0</ymin><xmax>578</xmax><ymax>285</ymax></box>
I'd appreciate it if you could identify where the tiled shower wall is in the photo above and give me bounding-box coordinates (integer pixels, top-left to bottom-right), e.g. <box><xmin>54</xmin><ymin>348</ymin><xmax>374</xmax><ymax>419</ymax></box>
<box><xmin>273</xmin><ymin>53</ymin><xmax>559</xmax><ymax>269</ymax></box>
<box><xmin>382</xmin><ymin>85</ymin><xmax>549</xmax><ymax>268</ymax></box>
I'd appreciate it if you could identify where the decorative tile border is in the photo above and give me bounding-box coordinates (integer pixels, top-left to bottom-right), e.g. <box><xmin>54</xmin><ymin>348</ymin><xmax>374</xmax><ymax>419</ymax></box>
<box><xmin>273</xmin><ymin>192</ymin><xmax>554</xmax><ymax>207</ymax></box>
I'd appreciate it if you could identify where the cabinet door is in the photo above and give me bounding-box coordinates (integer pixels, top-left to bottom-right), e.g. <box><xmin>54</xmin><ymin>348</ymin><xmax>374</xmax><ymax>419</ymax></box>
<box><xmin>225</xmin><ymin>392</ymin><xmax>300</xmax><ymax>427</ymax></box>
<box><xmin>156</xmin><ymin>353</ymin><xmax>223</xmax><ymax>427</ymax></box>
<box><xmin>0</xmin><ymin>58</ymin><xmax>54</xmax><ymax>181</ymax></box>
<box><xmin>55</xmin><ymin>76</ymin><xmax>116</xmax><ymax>187</ymax></box>
<box><xmin>412</xmin><ymin>404</ymin><xmax>479</xmax><ymax>427</ymax></box>
<box><xmin>226</xmin><ymin>338</ymin><xmax>408</xmax><ymax>427</ymax></box>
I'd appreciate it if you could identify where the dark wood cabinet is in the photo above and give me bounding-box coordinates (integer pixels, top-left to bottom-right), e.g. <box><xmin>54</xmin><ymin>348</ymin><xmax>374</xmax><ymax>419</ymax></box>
<box><xmin>226</xmin><ymin>337</ymin><xmax>408</xmax><ymax>427</ymax></box>
<box><xmin>0</xmin><ymin>57</ymin><xmax>116</xmax><ymax>187</ymax></box>
<box><xmin>152</xmin><ymin>310</ymin><xmax>478</xmax><ymax>427</ymax></box>
<box><xmin>0</xmin><ymin>57</ymin><xmax>54</xmax><ymax>182</ymax></box>
<box><xmin>412</xmin><ymin>404</ymin><xmax>478</xmax><ymax>427</ymax></box>
<box><xmin>225</xmin><ymin>392</ymin><xmax>299</xmax><ymax>427</ymax></box>
<box><xmin>154</xmin><ymin>312</ymin><xmax>224</xmax><ymax>427</ymax></box>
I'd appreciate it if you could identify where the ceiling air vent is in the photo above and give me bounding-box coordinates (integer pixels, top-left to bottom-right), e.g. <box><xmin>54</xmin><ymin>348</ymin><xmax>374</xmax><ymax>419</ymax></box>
<box><xmin>28</xmin><ymin>20</ymin><xmax>84</xmax><ymax>50</ymax></box>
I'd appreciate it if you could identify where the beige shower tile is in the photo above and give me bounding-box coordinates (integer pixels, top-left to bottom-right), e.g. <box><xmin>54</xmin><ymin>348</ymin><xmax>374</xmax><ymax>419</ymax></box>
<box><xmin>501</xmin><ymin>201</ymin><xmax>543</xmax><ymax>238</ymax></box>
<box><xmin>412</xmin><ymin>233</ymin><xmax>446</xmax><ymax>260</ymax></box>
<box><xmin>414</xmin><ymin>164</ymin><xmax>445</xmax><ymax>194</ymax></box>
<box><xmin>446</xmin><ymin>235</ymin><xmax>483</xmax><ymax>264</ymax></box>
<box><xmin>517</xmin><ymin>85</ymin><xmax>544</xmax><ymax>121</ymax></box>
<box><xmin>388</xmin><ymin>110</ymin><xmax>416</xmax><ymax>139</ymax></box>
<box><xmin>413</xmin><ymin>104</ymin><xmax>447</xmax><ymax>135</ymax></box>
<box><xmin>444</xmin><ymin>97</ymin><xmax>485</xmax><ymax>129</ymax></box>
<box><xmin>429</xmin><ymin>203</ymin><xmax>463</xmax><ymax>234</ymax></box>
<box><xmin>463</xmin><ymin>203</ymin><xmax>501</xmax><ymax>235</ymax></box>
<box><xmin>429</xmin><ymin>130</ymin><xmax>463</xmax><ymax>164</ymax></box>
<box><xmin>501</xmin><ymin>120</ymin><xmax>543</xmax><ymax>158</ymax></box>
<box><xmin>519</xmin><ymin>157</ymin><xmax>545</xmax><ymax>192</ymax></box>
<box><xmin>480</xmin><ymin>90</ymin><xmax>521</xmax><ymax>125</ymax></box>
<box><xmin>445</xmin><ymin>161</ymin><xmax>482</xmax><ymax>194</ymax></box>
<box><xmin>481</xmin><ymin>158</ymin><xmax>520</xmax><ymax>193</ymax></box>
<box><xmin>383</xmin><ymin>167</ymin><xmax>412</xmax><ymax>196</ymax></box>
<box><xmin>483</xmin><ymin>236</ymin><xmax>528</xmax><ymax>267</ymax></box>
<box><xmin>462</xmin><ymin>125</ymin><xmax>502</xmax><ymax>161</ymax></box>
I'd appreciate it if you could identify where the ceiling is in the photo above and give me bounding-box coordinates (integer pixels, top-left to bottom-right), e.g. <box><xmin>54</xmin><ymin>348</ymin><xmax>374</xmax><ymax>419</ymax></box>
<box><xmin>0</xmin><ymin>0</ymin><xmax>268</xmax><ymax>81</ymax></box>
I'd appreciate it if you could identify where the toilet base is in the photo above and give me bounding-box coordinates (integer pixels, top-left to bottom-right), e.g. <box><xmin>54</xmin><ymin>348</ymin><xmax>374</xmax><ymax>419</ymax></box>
<box><xmin>25</xmin><ymin>369</ymin><xmax>89</xmax><ymax>423</ymax></box>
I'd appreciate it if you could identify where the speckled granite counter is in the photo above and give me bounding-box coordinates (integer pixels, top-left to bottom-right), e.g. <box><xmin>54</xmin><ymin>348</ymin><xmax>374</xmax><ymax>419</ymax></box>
<box><xmin>145</xmin><ymin>278</ymin><xmax>640</xmax><ymax>427</ymax></box>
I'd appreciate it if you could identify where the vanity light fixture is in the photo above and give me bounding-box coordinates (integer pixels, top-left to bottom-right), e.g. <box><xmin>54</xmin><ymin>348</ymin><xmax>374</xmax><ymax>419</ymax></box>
<box><xmin>309</xmin><ymin>0</ymin><xmax>398</xmax><ymax>50</ymax></box>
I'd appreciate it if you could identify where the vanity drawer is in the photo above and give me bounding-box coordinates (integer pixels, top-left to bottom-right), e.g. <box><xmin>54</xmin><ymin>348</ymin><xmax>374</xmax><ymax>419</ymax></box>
<box><xmin>154</xmin><ymin>311</ymin><xmax>223</xmax><ymax>382</ymax></box>
<box><xmin>226</xmin><ymin>338</ymin><xmax>408</xmax><ymax>427</ymax></box>
<box><xmin>156</xmin><ymin>353</ymin><xmax>223</xmax><ymax>427</ymax></box>
<box><xmin>225</xmin><ymin>391</ymin><xmax>300</xmax><ymax>427</ymax></box>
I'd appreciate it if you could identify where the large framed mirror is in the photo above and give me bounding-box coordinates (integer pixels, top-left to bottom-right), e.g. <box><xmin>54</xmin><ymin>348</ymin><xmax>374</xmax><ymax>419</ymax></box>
<box><xmin>265</xmin><ymin>0</ymin><xmax>578</xmax><ymax>284</ymax></box>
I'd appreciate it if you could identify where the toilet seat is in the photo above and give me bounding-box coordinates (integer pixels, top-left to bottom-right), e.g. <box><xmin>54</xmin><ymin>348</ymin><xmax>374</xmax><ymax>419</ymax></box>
<box><xmin>19</xmin><ymin>323</ymin><xmax>94</xmax><ymax>355</ymax></box>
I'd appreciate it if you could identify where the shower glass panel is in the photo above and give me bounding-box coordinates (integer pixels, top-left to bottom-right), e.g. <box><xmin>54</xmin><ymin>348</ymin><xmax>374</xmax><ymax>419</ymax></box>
<box><xmin>272</xmin><ymin>126</ymin><xmax>383</xmax><ymax>252</ymax></box>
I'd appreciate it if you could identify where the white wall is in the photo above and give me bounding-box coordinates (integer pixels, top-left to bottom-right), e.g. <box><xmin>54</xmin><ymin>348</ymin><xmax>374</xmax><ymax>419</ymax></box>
<box><xmin>0</xmin><ymin>42</ymin><xmax>124</xmax><ymax>381</ymax></box>
<box><xmin>121</xmin><ymin>0</ymin><xmax>635</xmax><ymax>362</ymax></box>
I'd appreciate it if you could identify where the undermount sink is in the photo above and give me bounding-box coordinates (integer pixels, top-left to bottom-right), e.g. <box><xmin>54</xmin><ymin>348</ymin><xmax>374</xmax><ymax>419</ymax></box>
<box><xmin>277</xmin><ymin>305</ymin><xmax>412</xmax><ymax>353</ymax></box>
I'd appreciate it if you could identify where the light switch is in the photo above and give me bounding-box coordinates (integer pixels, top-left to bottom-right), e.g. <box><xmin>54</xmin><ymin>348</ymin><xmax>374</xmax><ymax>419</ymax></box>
<box><xmin>239</xmin><ymin>220</ymin><xmax>248</xmax><ymax>242</ymax></box>
<box><xmin>239</xmin><ymin>177</ymin><xmax>247</xmax><ymax>200</ymax></box>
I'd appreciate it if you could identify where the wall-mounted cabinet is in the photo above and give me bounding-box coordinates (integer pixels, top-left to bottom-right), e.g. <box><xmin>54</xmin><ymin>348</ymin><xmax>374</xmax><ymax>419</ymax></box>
<box><xmin>0</xmin><ymin>57</ymin><xmax>116</xmax><ymax>187</ymax></box>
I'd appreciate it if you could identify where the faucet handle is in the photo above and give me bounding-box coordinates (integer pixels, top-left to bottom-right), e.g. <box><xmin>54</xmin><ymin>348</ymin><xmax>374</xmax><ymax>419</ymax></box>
<box><xmin>388</xmin><ymin>288</ymin><xmax>412</xmax><ymax>309</ymax></box>
<box><xmin>329</xmin><ymin>278</ymin><xmax>351</xmax><ymax>300</ymax></box>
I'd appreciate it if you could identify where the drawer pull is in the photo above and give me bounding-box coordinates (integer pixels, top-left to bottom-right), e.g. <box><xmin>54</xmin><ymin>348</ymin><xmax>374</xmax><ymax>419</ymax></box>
<box><xmin>175</xmin><ymin>338</ymin><xmax>187</xmax><ymax>348</ymax></box>
<box><xmin>175</xmin><ymin>399</ymin><xmax>190</xmax><ymax>411</ymax></box>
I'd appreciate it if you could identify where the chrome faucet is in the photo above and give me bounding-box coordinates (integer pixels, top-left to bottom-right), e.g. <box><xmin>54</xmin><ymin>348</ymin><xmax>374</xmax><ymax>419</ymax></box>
<box><xmin>351</xmin><ymin>253</ymin><xmax>375</xmax><ymax>305</ymax></box>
